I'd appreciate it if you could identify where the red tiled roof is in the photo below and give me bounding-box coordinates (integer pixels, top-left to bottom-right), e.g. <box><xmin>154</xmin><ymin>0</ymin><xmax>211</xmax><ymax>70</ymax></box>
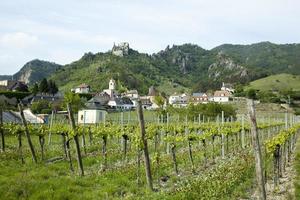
<box><xmin>214</xmin><ymin>90</ymin><xmax>231</xmax><ymax>97</ymax></box>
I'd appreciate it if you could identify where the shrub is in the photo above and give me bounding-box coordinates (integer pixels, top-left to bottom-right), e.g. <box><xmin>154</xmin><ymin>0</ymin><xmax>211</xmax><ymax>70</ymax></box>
<box><xmin>31</xmin><ymin>100</ymin><xmax>51</xmax><ymax>114</ymax></box>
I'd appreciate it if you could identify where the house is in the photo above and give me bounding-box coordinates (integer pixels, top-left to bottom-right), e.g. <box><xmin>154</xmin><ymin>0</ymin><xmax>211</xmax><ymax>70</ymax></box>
<box><xmin>78</xmin><ymin>95</ymin><xmax>108</xmax><ymax>124</ymax></box>
<box><xmin>122</xmin><ymin>90</ymin><xmax>139</xmax><ymax>107</ymax></box>
<box><xmin>22</xmin><ymin>93</ymin><xmax>62</xmax><ymax>105</ymax></box>
<box><xmin>168</xmin><ymin>93</ymin><xmax>189</xmax><ymax>107</ymax></box>
<box><xmin>73</xmin><ymin>83</ymin><xmax>90</xmax><ymax>94</ymax></box>
<box><xmin>221</xmin><ymin>82</ymin><xmax>234</xmax><ymax>93</ymax></box>
<box><xmin>107</xmin><ymin>97</ymin><xmax>134</xmax><ymax>111</ymax></box>
<box><xmin>190</xmin><ymin>93</ymin><xmax>209</xmax><ymax>104</ymax></box>
<box><xmin>124</xmin><ymin>90</ymin><xmax>139</xmax><ymax>99</ymax></box>
<box><xmin>0</xmin><ymin>80</ymin><xmax>28</xmax><ymax>91</ymax></box>
<box><xmin>78</xmin><ymin>110</ymin><xmax>107</xmax><ymax>124</ymax></box>
<box><xmin>85</xmin><ymin>95</ymin><xmax>110</xmax><ymax>110</ymax></box>
<box><xmin>139</xmin><ymin>85</ymin><xmax>164</xmax><ymax>109</ymax></box>
<box><xmin>140</xmin><ymin>96</ymin><xmax>152</xmax><ymax>109</ymax></box>
<box><xmin>213</xmin><ymin>90</ymin><xmax>231</xmax><ymax>103</ymax></box>
<box><xmin>0</xmin><ymin>80</ymin><xmax>17</xmax><ymax>89</ymax></box>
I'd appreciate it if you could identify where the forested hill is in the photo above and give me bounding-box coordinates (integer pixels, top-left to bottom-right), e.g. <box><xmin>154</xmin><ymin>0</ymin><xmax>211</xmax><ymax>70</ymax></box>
<box><xmin>212</xmin><ymin>42</ymin><xmax>300</xmax><ymax>75</ymax></box>
<box><xmin>50</xmin><ymin>42</ymin><xmax>300</xmax><ymax>94</ymax></box>
<box><xmin>2</xmin><ymin>42</ymin><xmax>300</xmax><ymax>95</ymax></box>
<box><xmin>0</xmin><ymin>59</ymin><xmax>62</xmax><ymax>84</ymax></box>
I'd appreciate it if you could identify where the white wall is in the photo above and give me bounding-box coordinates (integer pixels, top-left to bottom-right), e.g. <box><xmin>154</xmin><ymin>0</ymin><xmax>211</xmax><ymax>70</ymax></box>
<box><xmin>213</xmin><ymin>96</ymin><xmax>229</xmax><ymax>103</ymax></box>
<box><xmin>75</xmin><ymin>87</ymin><xmax>89</xmax><ymax>94</ymax></box>
<box><xmin>78</xmin><ymin>110</ymin><xmax>106</xmax><ymax>124</ymax></box>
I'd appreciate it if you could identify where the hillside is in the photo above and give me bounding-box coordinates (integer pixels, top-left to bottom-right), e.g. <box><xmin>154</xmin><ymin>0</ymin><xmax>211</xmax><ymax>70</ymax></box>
<box><xmin>51</xmin><ymin>42</ymin><xmax>300</xmax><ymax>94</ymax></box>
<box><xmin>2</xmin><ymin>42</ymin><xmax>300</xmax><ymax>94</ymax></box>
<box><xmin>0</xmin><ymin>59</ymin><xmax>62</xmax><ymax>85</ymax></box>
<box><xmin>246</xmin><ymin>73</ymin><xmax>300</xmax><ymax>92</ymax></box>
<box><xmin>212</xmin><ymin>42</ymin><xmax>300</xmax><ymax>75</ymax></box>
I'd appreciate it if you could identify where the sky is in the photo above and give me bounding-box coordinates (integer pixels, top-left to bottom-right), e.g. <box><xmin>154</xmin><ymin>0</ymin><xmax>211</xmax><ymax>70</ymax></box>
<box><xmin>0</xmin><ymin>0</ymin><xmax>299</xmax><ymax>75</ymax></box>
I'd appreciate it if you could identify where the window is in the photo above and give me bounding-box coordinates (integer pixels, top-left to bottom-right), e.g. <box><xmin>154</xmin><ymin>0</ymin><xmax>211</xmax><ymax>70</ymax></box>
<box><xmin>81</xmin><ymin>115</ymin><xmax>84</xmax><ymax>120</ymax></box>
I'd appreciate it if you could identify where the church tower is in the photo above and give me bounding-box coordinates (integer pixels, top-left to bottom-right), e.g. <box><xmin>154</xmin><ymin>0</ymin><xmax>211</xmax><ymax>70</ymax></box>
<box><xmin>109</xmin><ymin>79</ymin><xmax>116</xmax><ymax>90</ymax></box>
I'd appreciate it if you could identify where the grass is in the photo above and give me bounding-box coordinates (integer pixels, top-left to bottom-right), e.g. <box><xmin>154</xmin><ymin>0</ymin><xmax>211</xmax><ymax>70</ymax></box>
<box><xmin>246</xmin><ymin>73</ymin><xmax>300</xmax><ymax>92</ymax></box>
<box><xmin>1</xmin><ymin>122</ymin><xmax>279</xmax><ymax>199</ymax></box>
<box><xmin>157</xmin><ymin>79</ymin><xmax>190</xmax><ymax>96</ymax></box>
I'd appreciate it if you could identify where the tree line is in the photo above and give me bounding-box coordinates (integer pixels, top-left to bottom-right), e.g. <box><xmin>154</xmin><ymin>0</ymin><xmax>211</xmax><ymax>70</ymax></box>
<box><xmin>32</xmin><ymin>78</ymin><xmax>58</xmax><ymax>95</ymax></box>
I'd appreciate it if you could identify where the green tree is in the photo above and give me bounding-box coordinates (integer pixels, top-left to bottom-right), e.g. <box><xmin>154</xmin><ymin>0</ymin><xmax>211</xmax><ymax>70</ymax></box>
<box><xmin>39</xmin><ymin>78</ymin><xmax>49</xmax><ymax>93</ymax></box>
<box><xmin>31</xmin><ymin>100</ymin><xmax>51</xmax><ymax>114</ymax></box>
<box><xmin>246</xmin><ymin>89</ymin><xmax>257</xmax><ymax>100</ymax></box>
<box><xmin>48</xmin><ymin>80</ymin><xmax>58</xmax><ymax>95</ymax></box>
<box><xmin>31</xmin><ymin>83</ymin><xmax>39</xmax><ymax>95</ymax></box>
<box><xmin>63</xmin><ymin>92</ymin><xmax>84</xmax><ymax>113</ymax></box>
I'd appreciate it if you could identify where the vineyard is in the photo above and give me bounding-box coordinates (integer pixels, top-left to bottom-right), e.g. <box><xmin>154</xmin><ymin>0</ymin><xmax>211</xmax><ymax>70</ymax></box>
<box><xmin>0</xmin><ymin>103</ymin><xmax>299</xmax><ymax>199</ymax></box>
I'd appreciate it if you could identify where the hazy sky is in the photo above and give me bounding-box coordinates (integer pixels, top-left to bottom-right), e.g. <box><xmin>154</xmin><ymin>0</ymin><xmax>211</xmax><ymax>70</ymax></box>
<box><xmin>0</xmin><ymin>0</ymin><xmax>299</xmax><ymax>75</ymax></box>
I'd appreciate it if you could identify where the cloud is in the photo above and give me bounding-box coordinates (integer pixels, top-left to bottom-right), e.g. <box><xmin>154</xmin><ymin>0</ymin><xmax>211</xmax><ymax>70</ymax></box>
<box><xmin>0</xmin><ymin>32</ymin><xmax>39</xmax><ymax>49</ymax></box>
<box><xmin>0</xmin><ymin>0</ymin><xmax>300</xmax><ymax>74</ymax></box>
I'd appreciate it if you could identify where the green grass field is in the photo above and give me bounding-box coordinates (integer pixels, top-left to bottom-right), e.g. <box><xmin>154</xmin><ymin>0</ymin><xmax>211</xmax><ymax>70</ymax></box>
<box><xmin>0</xmin><ymin>125</ymin><xmax>256</xmax><ymax>200</ymax></box>
<box><xmin>246</xmin><ymin>73</ymin><xmax>300</xmax><ymax>92</ymax></box>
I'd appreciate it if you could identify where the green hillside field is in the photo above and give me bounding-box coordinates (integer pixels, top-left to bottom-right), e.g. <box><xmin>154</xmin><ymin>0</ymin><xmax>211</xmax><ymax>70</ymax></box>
<box><xmin>246</xmin><ymin>73</ymin><xmax>300</xmax><ymax>92</ymax></box>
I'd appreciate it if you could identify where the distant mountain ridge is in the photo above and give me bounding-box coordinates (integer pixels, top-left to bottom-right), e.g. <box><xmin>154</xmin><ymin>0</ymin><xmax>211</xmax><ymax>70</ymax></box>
<box><xmin>50</xmin><ymin>41</ymin><xmax>299</xmax><ymax>94</ymax></box>
<box><xmin>0</xmin><ymin>59</ymin><xmax>62</xmax><ymax>85</ymax></box>
<box><xmin>2</xmin><ymin>42</ymin><xmax>300</xmax><ymax>94</ymax></box>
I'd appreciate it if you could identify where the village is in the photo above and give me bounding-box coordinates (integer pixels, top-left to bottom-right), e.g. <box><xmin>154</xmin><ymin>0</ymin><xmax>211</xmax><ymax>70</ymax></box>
<box><xmin>74</xmin><ymin>79</ymin><xmax>235</xmax><ymax>124</ymax></box>
<box><xmin>72</xmin><ymin>79</ymin><xmax>234</xmax><ymax>109</ymax></box>
<box><xmin>0</xmin><ymin>77</ymin><xmax>235</xmax><ymax>124</ymax></box>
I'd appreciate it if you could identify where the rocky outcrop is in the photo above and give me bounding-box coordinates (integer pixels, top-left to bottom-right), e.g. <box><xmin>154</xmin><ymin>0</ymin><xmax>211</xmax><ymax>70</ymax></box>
<box><xmin>171</xmin><ymin>54</ymin><xmax>189</xmax><ymax>74</ymax></box>
<box><xmin>208</xmin><ymin>52</ymin><xmax>248</xmax><ymax>79</ymax></box>
<box><xmin>18</xmin><ymin>68</ymin><xmax>32</xmax><ymax>84</ymax></box>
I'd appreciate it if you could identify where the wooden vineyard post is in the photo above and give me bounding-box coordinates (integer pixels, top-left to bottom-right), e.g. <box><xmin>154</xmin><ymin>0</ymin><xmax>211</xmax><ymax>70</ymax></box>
<box><xmin>102</xmin><ymin>135</ymin><xmax>108</xmax><ymax>171</ymax></box>
<box><xmin>241</xmin><ymin>114</ymin><xmax>245</xmax><ymax>149</ymax></box>
<box><xmin>18</xmin><ymin>103</ymin><xmax>38</xmax><ymax>163</ymax></box>
<box><xmin>166</xmin><ymin>113</ymin><xmax>170</xmax><ymax>154</ymax></box>
<box><xmin>285</xmin><ymin>112</ymin><xmax>288</xmax><ymax>130</ymax></box>
<box><xmin>62</xmin><ymin>134</ymin><xmax>68</xmax><ymax>158</ymax></box>
<box><xmin>65</xmin><ymin>134</ymin><xmax>74</xmax><ymax>172</ymax></box>
<box><xmin>48</xmin><ymin>110</ymin><xmax>54</xmax><ymax>145</ymax></box>
<box><xmin>171</xmin><ymin>143</ymin><xmax>179</xmax><ymax>175</ymax></box>
<box><xmin>67</xmin><ymin>103</ymin><xmax>84</xmax><ymax>176</ymax></box>
<box><xmin>88</xmin><ymin>126</ymin><xmax>93</xmax><ymax>146</ymax></box>
<box><xmin>18</xmin><ymin>130</ymin><xmax>24</xmax><ymax>164</ymax></box>
<box><xmin>137</xmin><ymin>100</ymin><xmax>154</xmax><ymax>191</ymax></box>
<box><xmin>247</xmin><ymin>99</ymin><xmax>266</xmax><ymax>200</ymax></box>
<box><xmin>188</xmin><ymin>139</ymin><xmax>195</xmax><ymax>173</ymax></box>
<box><xmin>221</xmin><ymin>111</ymin><xmax>225</xmax><ymax>158</ymax></box>
<box><xmin>38</xmin><ymin>135</ymin><xmax>45</xmax><ymax>160</ymax></box>
<box><xmin>136</xmin><ymin>145</ymin><xmax>142</xmax><ymax>185</ymax></box>
<box><xmin>0</xmin><ymin>108</ymin><xmax>4</xmax><ymax>152</ymax></box>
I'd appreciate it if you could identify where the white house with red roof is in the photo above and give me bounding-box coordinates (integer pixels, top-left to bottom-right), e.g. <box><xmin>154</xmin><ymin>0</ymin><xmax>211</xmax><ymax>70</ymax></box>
<box><xmin>73</xmin><ymin>83</ymin><xmax>90</xmax><ymax>94</ymax></box>
<box><xmin>213</xmin><ymin>90</ymin><xmax>231</xmax><ymax>103</ymax></box>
